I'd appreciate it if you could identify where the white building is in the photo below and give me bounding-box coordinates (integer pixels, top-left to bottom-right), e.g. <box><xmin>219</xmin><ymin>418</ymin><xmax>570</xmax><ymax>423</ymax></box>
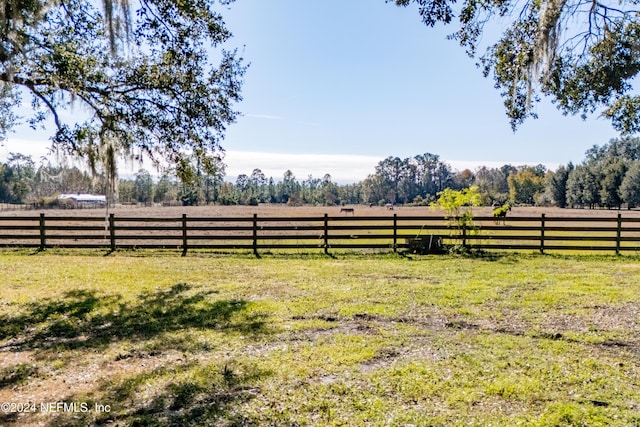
<box><xmin>58</xmin><ymin>194</ymin><xmax>107</xmax><ymax>204</ymax></box>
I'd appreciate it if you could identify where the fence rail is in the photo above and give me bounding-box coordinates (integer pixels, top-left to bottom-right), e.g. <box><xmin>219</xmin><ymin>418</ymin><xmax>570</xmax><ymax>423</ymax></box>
<box><xmin>1</xmin><ymin>213</ymin><xmax>640</xmax><ymax>255</ymax></box>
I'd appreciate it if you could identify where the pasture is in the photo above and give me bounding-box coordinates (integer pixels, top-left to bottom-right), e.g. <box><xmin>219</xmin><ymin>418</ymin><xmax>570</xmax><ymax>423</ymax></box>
<box><xmin>0</xmin><ymin>249</ymin><xmax>639</xmax><ymax>426</ymax></box>
<box><xmin>2</xmin><ymin>202</ymin><xmax>639</xmax><ymax>219</ymax></box>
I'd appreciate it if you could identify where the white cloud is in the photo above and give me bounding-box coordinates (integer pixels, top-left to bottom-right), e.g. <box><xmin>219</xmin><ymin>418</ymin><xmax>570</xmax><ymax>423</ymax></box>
<box><xmin>448</xmin><ymin>159</ymin><xmax>561</xmax><ymax>172</ymax></box>
<box><xmin>244</xmin><ymin>113</ymin><xmax>284</xmax><ymax>120</ymax></box>
<box><xmin>224</xmin><ymin>152</ymin><xmax>562</xmax><ymax>183</ymax></box>
<box><xmin>224</xmin><ymin>151</ymin><xmax>379</xmax><ymax>184</ymax></box>
<box><xmin>1</xmin><ymin>137</ymin><xmax>561</xmax><ymax>183</ymax></box>
<box><xmin>1</xmin><ymin>137</ymin><xmax>51</xmax><ymax>161</ymax></box>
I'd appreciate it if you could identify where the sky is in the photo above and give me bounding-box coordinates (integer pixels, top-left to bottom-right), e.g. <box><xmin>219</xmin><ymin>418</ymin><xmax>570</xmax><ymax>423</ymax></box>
<box><xmin>1</xmin><ymin>0</ymin><xmax>620</xmax><ymax>183</ymax></box>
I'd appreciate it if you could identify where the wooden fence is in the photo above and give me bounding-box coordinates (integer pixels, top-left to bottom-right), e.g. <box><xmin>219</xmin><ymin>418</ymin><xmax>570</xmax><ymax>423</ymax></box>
<box><xmin>1</xmin><ymin>213</ymin><xmax>640</xmax><ymax>255</ymax></box>
<box><xmin>0</xmin><ymin>203</ymin><xmax>28</xmax><ymax>211</ymax></box>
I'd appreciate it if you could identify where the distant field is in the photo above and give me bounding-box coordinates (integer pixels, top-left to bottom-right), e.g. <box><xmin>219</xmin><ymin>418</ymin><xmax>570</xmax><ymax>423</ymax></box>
<box><xmin>1</xmin><ymin>252</ymin><xmax>638</xmax><ymax>426</ymax></box>
<box><xmin>2</xmin><ymin>203</ymin><xmax>640</xmax><ymax>218</ymax></box>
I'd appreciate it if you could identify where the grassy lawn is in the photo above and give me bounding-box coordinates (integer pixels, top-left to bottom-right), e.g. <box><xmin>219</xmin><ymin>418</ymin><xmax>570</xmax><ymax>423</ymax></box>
<box><xmin>0</xmin><ymin>250</ymin><xmax>639</xmax><ymax>426</ymax></box>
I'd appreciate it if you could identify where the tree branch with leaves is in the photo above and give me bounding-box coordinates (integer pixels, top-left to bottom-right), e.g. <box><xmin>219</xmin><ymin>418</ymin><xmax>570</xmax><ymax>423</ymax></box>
<box><xmin>1</xmin><ymin>0</ymin><xmax>244</xmax><ymax>190</ymax></box>
<box><xmin>394</xmin><ymin>0</ymin><xmax>640</xmax><ymax>133</ymax></box>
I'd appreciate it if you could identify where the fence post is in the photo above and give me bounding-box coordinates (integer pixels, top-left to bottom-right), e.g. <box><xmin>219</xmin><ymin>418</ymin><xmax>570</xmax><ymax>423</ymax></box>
<box><xmin>324</xmin><ymin>213</ymin><xmax>329</xmax><ymax>255</ymax></box>
<box><xmin>253</xmin><ymin>213</ymin><xmax>258</xmax><ymax>257</ymax></box>
<box><xmin>616</xmin><ymin>212</ymin><xmax>622</xmax><ymax>255</ymax></box>
<box><xmin>462</xmin><ymin>221</ymin><xmax>467</xmax><ymax>248</ymax></box>
<box><xmin>39</xmin><ymin>212</ymin><xmax>46</xmax><ymax>251</ymax></box>
<box><xmin>182</xmin><ymin>214</ymin><xmax>188</xmax><ymax>256</ymax></box>
<box><xmin>540</xmin><ymin>213</ymin><xmax>545</xmax><ymax>254</ymax></box>
<box><xmin>393</xmin><ymin>213</ymin><xmax>398</xmax><ymax>253</ymax></box>
<box><xmin>109</xmin><ymin>213</ymin><xmax>116</xmax><ymax>252</ymax></box>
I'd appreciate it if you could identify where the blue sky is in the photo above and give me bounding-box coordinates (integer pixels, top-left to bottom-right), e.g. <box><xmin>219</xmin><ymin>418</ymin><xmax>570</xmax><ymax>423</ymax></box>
<box><xmin>221</xmin><ymin>0</ymin><xmax>616</xmax><ymax>180</ymax></box>
<box><xmin>2</xmin><ymin>0</ymin><xmax>620</xmax><ymax>183</ymax></box>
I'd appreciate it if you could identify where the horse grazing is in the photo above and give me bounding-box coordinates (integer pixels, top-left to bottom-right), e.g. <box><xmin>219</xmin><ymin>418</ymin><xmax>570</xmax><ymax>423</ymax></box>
<box><xmin>340</xmin><ymin>207</ymin><xmax>355</xmax><ymax>215</ymax></box>
<box><xmin>385</xmin><ymin>203</ymin><xmax>394</xmax><ymax>210</ymax></box>
<box><xmin>493</xmin><ymin>203</ymin><xmax>511</xmax><ymax>225</ymax></box>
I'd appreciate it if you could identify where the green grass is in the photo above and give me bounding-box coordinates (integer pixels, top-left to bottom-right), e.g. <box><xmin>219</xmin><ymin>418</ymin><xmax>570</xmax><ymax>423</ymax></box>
<box><xmin>1</xmin><ymin>250</ymin><xmax>639</xmax><ymax>426</ymax></box>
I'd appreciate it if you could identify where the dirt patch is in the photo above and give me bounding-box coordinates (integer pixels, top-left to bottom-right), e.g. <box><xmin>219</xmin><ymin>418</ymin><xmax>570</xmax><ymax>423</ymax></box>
<box><xmin>545</xmin><ymin>303</ymin><xmax>639</xmax><ymax>331</ymax></box>
<box><xmin>0</xmin><ymin>347</ymin><xmax>186</xmax><ymax>406</ymax></box>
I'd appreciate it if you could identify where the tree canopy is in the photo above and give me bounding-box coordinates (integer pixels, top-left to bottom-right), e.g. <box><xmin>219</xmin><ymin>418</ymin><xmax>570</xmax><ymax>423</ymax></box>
<box><xmin>1</xmin><ymin>0</ymin><xmax>244</xmax><ymax>186</ymax></box>
<box><xmin>394</xmin><ymin>0</ymin><xmax>640</xmax><ymax>133</ymax></box>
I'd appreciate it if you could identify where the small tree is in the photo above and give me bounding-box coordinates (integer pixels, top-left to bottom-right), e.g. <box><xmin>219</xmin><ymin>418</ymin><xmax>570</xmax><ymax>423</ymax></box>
<box><xmin>431</xmin><ymin>185</ymin><xmax>482</xmax><ymax>237</ymax></box>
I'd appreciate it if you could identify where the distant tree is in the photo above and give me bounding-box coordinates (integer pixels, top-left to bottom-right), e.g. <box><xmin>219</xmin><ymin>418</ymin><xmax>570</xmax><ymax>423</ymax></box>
<box><xmin>361</xmin><ymin>174</ymin><xmax>388</xmax><ymax>205</ymax></box>
<box><xmin>475</xmin><ymin>166</ymin><xmax>509</xmax><ymax>203</ymax></box>
<box><xmin>177</xmin><ymin>186</ymin><xmax>194</xmax><ymax>206</ymax></box>
<box><xmin>362</xmin><ymin>153</ymin><xmax>454</xmax><ymax>205</ymax></box>
<box><xmin>507</xmin><ymin>166</ymin><xmax>546</xmax><ymax>205</ymax></box>
<box><xmin>547</xmin><ymin>163</ymin><xmax>573</xmax><ymax>208</ymax></box>
<box><xmin>620</xmin><ymin>162</ymin><xmax>640</xmax><ymax>208</ymax></box>
<box><xmin>118</xmin><ymin>180</ymin><xmax>134</xmax><ymax>204</ymax></box>
<box><xmin>500</xmin><ymin>164</ymin><xmax>517</xmax><ymax>178</ymax></box>
<box><xmin>432</xmin><ymin>161</ymin><xmax>453</xmax><ymax>194</ymax></box>
<box><xmin>566</xmin><ymin>165</ymin><xmax>601</xmax><ymax>208</ymax></box>
<box><xmin>249</xmin><ymin>168</ymin><xmax>268</xmax><ymax>202</ymax></box>
<box><xmin>217</xmin><ymin>182</ymin><xmax>239</xmax><ymax>205</ymax></box>
<box><xmin>321</xmin><ymin>174</ymin><xmax>340</xmax><ymax>205</ymax></box>
<box><xmin>0</xmin><ymin>163</ymin><xmax>8</xmax><ymax>202</ymax></box>
<box><xmin>338</xmin><ymin>183</ymin><xmax>362</xmax><ymax>205</ymax></box>
<box><xmin>32</xmin><ymin>164</ymin><xmax>94</xmax><ymax>198</ymax></box>
<box><xmin>590</xmin><ymin>137</ymin><xmax>640</xmax><ymax>163</ymax></box>
<box><xmin>414</xmin><ymin>153</ymin><xmax>442</xmax><ymax>196</ymax></box>
<box><xmin>235</xmin><ymin>174</ymin><xmax>250</xmax><ymax>204</ymax></box>
<box><xmin>600</xmin><ymin>160</ymin><xmax>628</xmax><ymax>209</ymax></box>
<box><xmin>301</xmin><ymin>175</ymin><xmax>322</xmax><ymax>205</ymax></box>
<box><xmin>279</xmin><ymin>170</ymin><xmax>299</xmax><ymax>203</ymax></box>
<box><xmin>133</xmin><ymin>169</ymin><xmax>153</xmax><ymax>203</ymax></box>
<box><xmin>267</xmin><ymin>177</ymin><xmax>277</xmax><ymax>203</ymax></box>
<box><xmin>200</xmin><ymin>158</ymin><xmax>226</xmax><ymax>204</ymax></box>
<box><xmin>154</xmin><ymin>175</ymin><xmax>178</xmax><ymax>204</ymax></box>
<box><xmin>375</xmin><ymin>157</ymin><xmax>405</xmax><ymax>204</ymax></box>
<box><xmin>0</xmin><ymin>153</ymin><xmax>35</xmax><ymax>203</ymax></box>
<box><xmin>452</xmin><ymin>168</ymin><xmax>475</xmax><ymax>190</ymax></box>
<box><xmin>561</xmin><ymin>137</ymin><xmax>640</xmax><ymax>209</ymax></box>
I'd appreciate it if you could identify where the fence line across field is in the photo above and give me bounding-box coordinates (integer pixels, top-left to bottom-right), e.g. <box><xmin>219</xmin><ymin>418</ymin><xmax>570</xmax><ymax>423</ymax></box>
<box><xmin>1</xmin><ymin>213</ymin><xmax>640</xmax><ymax>255</ymax></box>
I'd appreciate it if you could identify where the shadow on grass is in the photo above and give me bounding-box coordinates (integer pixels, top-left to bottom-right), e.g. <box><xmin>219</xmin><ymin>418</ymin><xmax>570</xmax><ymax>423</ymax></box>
<box><xmin>0</xmin><ymin>284</ymin><xmax>269</xmax><ymax>354</ymax></box>
<box><xmin>1</xmin><ymin>361</ymin><xmax>269</xmax><ymax>427</ymax></box>
<box><xmin>0</xmin><ymin>284</ymin><xmax>273</xmax><ymax>426</ymax></box>
<box><xmin>46</xmin><ymin>360</ymin><xmax>269</xmax><ymax>427</ymax></box>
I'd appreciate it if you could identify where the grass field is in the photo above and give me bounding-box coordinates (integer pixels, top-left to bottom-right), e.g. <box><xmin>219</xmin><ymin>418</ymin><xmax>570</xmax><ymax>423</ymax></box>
<box><xmin>2</xmin><ymin>203</ymin><xmax>640</xmax><ymax>219</ymax></box>
<box><xmin>1</xmin><ymin>251</ymin><xmax>639</xmax><ymax>426</ymax></box>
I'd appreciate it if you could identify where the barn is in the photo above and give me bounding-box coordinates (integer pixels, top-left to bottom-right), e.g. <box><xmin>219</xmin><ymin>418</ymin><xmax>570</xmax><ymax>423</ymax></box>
<box><xmin>58</xmin><ymin>194</ymin><xmax>107</xmax><ymax>205</ymax></box>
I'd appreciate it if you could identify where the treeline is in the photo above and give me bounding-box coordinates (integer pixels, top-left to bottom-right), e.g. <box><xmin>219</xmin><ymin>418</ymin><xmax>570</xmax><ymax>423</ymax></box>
<box><xmin>2</xmin><ymin>137</ymin><xmax>640</xmax><ymax>209</ymax></box>
<box><xmin>549</xmin><ymin>137</ymin><xmax>640</xmax><ymax>209</ymax></box>
<box><xmin>362</xmin><ymin>137</ymin><xmax>640</xmax><ymax>209</ymax></box>
<box><xmin>0</xmin><ymin>154</ymin><xmax>108</xmax><ymax>205</ymax></box>
<box><xmin>119</xmin><ymin>153</ymin><xmax>517</xmax><ymax>207</ymax></box>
